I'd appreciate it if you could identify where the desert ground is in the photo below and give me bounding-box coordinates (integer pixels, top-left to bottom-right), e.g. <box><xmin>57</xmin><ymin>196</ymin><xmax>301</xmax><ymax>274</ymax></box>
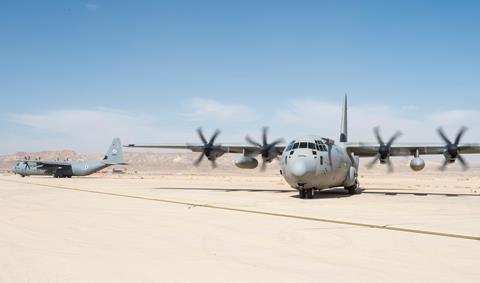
<box><xmin>0</xmin><ymin>153</ymin><xmax>479</xmax><ymax>282</ymax></box>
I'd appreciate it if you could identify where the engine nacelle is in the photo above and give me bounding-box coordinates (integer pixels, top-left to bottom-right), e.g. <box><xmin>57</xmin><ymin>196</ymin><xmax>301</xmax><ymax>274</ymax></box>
<box><xmin>410</xmin><ymin>157</ymin><xmax>425</xmax><ymax>171</ymax></box>
<box><xmin>234</xmin><ymin>156</ymin><xmax>258</xmax><ymax>169</ymax></box>
<box><xmin>443</xmin><ymin>151</ymin><xmax>456</xmax><ymax>163</ymax></box>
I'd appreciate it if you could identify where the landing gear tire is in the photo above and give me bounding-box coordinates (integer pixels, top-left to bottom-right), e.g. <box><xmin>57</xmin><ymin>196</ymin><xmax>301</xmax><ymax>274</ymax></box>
<box><xmin>299</xmin><ymin>190</ymin><xmax>306</xmax><ymax>199</ymax></box>
<box><xmin>305</xmin><ymin>188</ymin><xmax>314</xmax><ymax>199</ymax></box>
<box><xmin>345</xmin><ymin>180</ymin><xmax>360</xmax><ymax>195</ymax></box>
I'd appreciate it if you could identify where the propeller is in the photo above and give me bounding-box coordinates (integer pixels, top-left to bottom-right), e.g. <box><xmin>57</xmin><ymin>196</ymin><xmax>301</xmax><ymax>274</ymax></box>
<box><xmin>437</xmin><ymin>127</ymin><xmax>468</xmax><ymax>170</ymax></box>
<box><xmin>367</xmin><ymin>127</ymin><xmax>402</xmax><ymax>173</ymax></box>
<box><xmin>22</xmin><ymin>160</ymin><xmax>30</xmax><ymax>170</ymax></box>
<box><xmin>246</xmin><ymin>127</ymin><xmax>284</xmax><ymax>171</ymax></box>
<box><xmin>190</xmin><ymin>128</ymin><xmax>223</xmax><ymax>168</ymax></box>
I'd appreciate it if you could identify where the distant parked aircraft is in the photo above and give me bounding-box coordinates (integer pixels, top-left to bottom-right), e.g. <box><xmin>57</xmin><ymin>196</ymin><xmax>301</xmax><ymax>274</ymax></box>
<box><xmin>13</xmin><ymin>138</ymin><xmax>126</xmax><ymax>178</ymax></box>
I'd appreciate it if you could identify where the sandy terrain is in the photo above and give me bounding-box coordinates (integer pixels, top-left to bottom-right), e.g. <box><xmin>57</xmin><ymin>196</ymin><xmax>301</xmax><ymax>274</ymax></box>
<box><xmin>0</xmin><ymin>168</ymin><xmax>479</xmax><ymax>283</ymax></box>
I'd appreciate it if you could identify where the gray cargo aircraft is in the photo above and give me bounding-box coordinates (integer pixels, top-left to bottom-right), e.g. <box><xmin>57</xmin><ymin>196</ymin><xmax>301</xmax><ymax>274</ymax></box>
<box><xmin>126</xmin><ymin>97</ymin><xmax>480</xmax><ymax>199</ymax></box>
<box><xmin>13</xmin><ymin>138</ymin><xmax>126</xmax><ymax>178</ymax></box>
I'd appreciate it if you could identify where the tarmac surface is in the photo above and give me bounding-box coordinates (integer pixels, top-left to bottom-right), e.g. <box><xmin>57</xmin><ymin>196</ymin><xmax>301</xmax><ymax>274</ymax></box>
<box><xmin>0</xmin><ymin>174</ymin><xmax>479</xmax><ymax>282</ymax></box>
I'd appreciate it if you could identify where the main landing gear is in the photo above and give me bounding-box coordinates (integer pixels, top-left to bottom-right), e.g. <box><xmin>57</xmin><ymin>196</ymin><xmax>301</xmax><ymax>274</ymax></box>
<box><xmin>344</xmin><ymin>179</ymin><xmax>360</xmax><ymax>195</ymax></box>
<box><xmin>53</xmin><ymin>174</ymin><xmax>72</xmax><ymax>178</ymax></box>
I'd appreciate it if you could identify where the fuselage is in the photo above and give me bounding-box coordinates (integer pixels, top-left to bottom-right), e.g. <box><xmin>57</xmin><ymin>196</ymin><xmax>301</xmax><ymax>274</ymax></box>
<box><xmin>12</xmin><ymin>161</ymin><xmax>109</xmax><ymax>177</ymax></box>
<box><xmin>280</xmin><ymin>135</ymin><xmax>356</xmax><ymax>190</ymax></box>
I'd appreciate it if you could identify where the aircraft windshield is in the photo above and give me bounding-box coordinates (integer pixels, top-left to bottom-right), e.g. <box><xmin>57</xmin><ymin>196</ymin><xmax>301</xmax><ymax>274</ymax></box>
<box><xmin>286</xmin><ymin>142</ymin><xmax>294</xmax><ymax>151</ymax></box>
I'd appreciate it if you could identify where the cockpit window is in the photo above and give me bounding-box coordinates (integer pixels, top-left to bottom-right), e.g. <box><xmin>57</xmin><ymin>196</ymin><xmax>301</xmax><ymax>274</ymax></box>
<box><xmin>286</xmin><ymin>143</ymin><xmax>293</xmax><ymax>151</ymax></box>
<box><xmin>308</xmin><ymin>143</ymin><xmax>316</xmax><ymax>149</ymax></box>
<box><xmin>292</xmin><ymin>143</ymin><xmax>299</xmax><ymax>149</ymax></box>
<box><xmin>299</xmin><ymin>142</ymin><xmax>308</xmax><ymax>148</ymax></box>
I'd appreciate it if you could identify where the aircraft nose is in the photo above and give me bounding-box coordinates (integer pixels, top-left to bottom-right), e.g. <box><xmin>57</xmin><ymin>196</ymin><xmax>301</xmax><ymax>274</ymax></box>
<box><xmin>291</xmin><ymin>161</ymin><xmax>307</xmax><ymax>178</ymax></box>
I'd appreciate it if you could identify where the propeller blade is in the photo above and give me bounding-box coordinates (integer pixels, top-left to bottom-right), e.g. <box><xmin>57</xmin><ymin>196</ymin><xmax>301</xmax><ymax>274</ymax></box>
<box><xmin>246</xmin><ymin>136</ymin><xmax>262</xmax><ymax>148</ymax></box>
<box><xmin>260</xmin><ymin>161</ymin><xmax>267</xmax><ymax>172</ymax></box>
<box><xmin>269</xmin><ymin>138</ymin><xmax>285</xmax><ymax>148</ymax></box>
<box><xmin>266</xmin><ymin>146</ymin><xmax>279</xmax><ymax>160</ymax></box>
<box><xmin>374</xmin><ymin>127</ymin><xmax>385</xmax><ymax>145</ymax></box>
<box><xmin>457</xmin><ymin>155</ymin><xmax>469</xmax><ymax>170</ymax></box>
<box><xmin>246</xmin><ymin>148</ymin><xmax>261</xmax><ymax>158</ymax></box>
<box><xmin>387</xmin><ymin>159</ymin><xmax>394</xmax><ymax>173</ymax></box>
<box><xmin>386</xmin><ymin>131</ymin><xmax>402</xmax><ymax>148</ymax></box>
<box><xmin>454</xmin><ymin>126</ymin><xmax>468</xmax><ymax>145</ymax></box>
<box><xmin>437</xmin><ymin>128</ymin><xmax>452</xmax><ymax>145</ymax></box>
<box><xmin>208</xmin><ymin>129</ymin><xmax>221</xmax><ymax>146</ymax></box>
<box><xmin>439</xmin><ymin>159</ymin><xmax>449</xmax><ymax>171</ymax></box>
<box><xmin>367</xmin><ymin>153</ymin><xmax>381</xmax><ymax>168</ymax></box>
<box><xmin>193</xmin><ymin>153</ymin><xmax>204</xmax><ymax>166</ymax></box>
<box><xmin>211</xmin><ymin>160</ymin><xmax>218</xmax><ymax>168</ymax></box>
<box><xmin>197</xmin><ymin>128</ymin><xmax>208</xmax><ymax>145</ymax></box>
<box><xmin>262</xmin><ymin>127</ymin><xmax>268</xmax><ymax>146</ymax></box>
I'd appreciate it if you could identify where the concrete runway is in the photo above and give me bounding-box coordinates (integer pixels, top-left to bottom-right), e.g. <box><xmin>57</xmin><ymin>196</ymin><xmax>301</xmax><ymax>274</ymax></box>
<box><xmin>0</xmin><ymin>175</ymin><xmax>479</xmax><ymax>282</ymax></box>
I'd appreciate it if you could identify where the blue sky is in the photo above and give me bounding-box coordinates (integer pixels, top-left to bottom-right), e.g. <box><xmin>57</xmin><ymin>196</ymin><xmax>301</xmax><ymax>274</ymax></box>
<box><xmin>0</xmin><ymin>1</ymin><xmax>479</xmax><ymax>154</ymax></box>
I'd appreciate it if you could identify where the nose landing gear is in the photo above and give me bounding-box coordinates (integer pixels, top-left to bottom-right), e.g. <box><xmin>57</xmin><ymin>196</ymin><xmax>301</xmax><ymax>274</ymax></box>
<box><xmin>298</xmin><ymin>186</ymin><xmax>314</xmax><ymax>199</ymax></box>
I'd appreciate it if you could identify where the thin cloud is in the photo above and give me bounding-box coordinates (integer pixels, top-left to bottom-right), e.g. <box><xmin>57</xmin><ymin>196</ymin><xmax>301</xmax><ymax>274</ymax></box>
<box><xmin>9</xmin><ymin>108</ymin><xmax>186</xmax><ymax>153</ymax></box>
<box><xmin>4</xmin><ymin>100</ymin><xmax>480</xmax><ymax>155</ymax></box>
<box><xmin>272</xmin><ymin>100</ymin><xmax>480</xmax><ymax>143</ymax></box>
<box><xmin>85</xmin><ymin>3</ymin><xmax>97</xmax><ymax>11</ymax></box>
<box><xmin>183</xmin><ymin>98</ymin><xmax>257</xmax><ymax>122</ymax></box>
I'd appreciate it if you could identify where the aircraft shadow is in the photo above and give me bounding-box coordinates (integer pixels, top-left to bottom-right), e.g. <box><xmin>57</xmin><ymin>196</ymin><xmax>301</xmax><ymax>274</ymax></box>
<box><xmin>362</xmin><ymin>190</ymin><xmax>480</xmax><ymax>197</ymax></box>
<box><xmin>152</xmin><ymin>187</ymin><xmax>479</xmax><ymax>198</ymax></box>
<box><xmin>152</xmin><ymin>187</ymin><xmax>296</xmax><ymax>193</ymax></box>
<box><xmin>290</xmin><ymin>188</ymin><xmax>365</xmax><ymax>200</ymax></box>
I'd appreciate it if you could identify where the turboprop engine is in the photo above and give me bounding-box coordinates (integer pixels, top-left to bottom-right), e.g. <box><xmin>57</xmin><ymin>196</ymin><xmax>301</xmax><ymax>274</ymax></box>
<box><xmin>235</xmin><ymin>156</ymin><xmax>258</xmax><ymax>169</ymax></box>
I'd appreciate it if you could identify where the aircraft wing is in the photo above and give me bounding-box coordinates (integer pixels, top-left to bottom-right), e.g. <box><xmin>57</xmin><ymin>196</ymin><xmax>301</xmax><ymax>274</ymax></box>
<box><xmin>22</xmin><ymin>160</ymin><xmax>72</xmax><ymax>169</ymax></box>
<box><xmin>346</xmin><ymin>143</ymin><xmax>480</xmax><ymax>157</ymax></box>
<box><xmin>125</xmin><ymin>143</ymin><xmax>286</xmax><ymax>155</ymax></box>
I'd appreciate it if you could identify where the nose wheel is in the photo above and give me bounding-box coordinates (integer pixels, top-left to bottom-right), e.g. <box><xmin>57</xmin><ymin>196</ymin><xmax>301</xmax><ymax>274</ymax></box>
<box><xmin>299</xmin><ymin>188</ymin><xmax>314</xmax><ymax>199</ymax></box>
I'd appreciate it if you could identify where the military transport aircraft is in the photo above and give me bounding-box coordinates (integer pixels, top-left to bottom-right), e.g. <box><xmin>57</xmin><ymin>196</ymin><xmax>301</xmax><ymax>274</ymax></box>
<box><xmin>13</xmin><ymin>138</ymin><xmax>126</xmax><ymax>178</ymax></box>
<box><xmin>126</xmin><ymin>97</ymin><xmax>480</xmax><ymax>199</ymax></box>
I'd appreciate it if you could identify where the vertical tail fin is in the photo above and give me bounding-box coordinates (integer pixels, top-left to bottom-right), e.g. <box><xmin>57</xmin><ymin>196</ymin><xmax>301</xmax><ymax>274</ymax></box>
<box><xmin>340</xmin><ymin>94</ymin><xmax>348</xmax><ymax>143</ymax></box>
<box><xmin>102</xmin><ymin>138</ymin><xmax>126</xmax><ymax>165</ymax></box>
